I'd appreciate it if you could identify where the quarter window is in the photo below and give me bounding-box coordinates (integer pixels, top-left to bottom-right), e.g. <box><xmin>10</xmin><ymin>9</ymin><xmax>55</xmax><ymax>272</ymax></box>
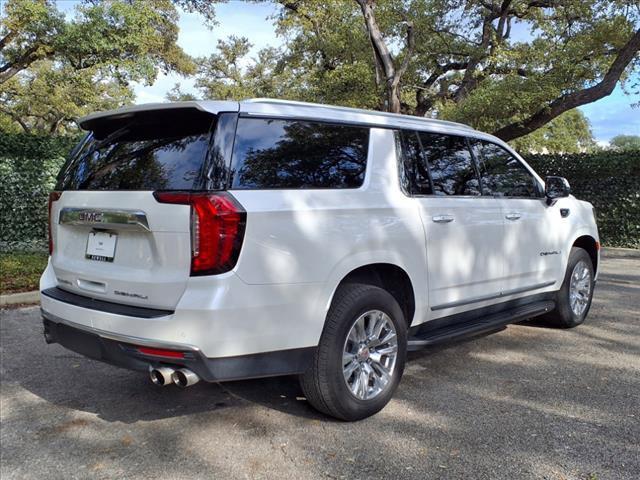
<box><xmin>230</xmin><ymin>118</ymin><xmax>369</xmax><ymax>189</ymax></box>
<box><xmin>471</xmin><ymin>140</ymin><xmax>539</xmax><ymax>197</ymax></box>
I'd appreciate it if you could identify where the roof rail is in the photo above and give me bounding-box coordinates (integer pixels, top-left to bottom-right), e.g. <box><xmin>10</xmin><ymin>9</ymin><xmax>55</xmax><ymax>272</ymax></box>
<box><xmin>242</xmin><ymin>98</ymin><xmax>474</xmax><ymax>131</ymax></box>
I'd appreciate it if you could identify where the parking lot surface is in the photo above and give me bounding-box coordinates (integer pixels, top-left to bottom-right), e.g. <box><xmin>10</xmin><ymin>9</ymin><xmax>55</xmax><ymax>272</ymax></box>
<box><xmin>1</xmin><ymin>250</ymin><xmax>639</xmax><ymax>479</ymax></box>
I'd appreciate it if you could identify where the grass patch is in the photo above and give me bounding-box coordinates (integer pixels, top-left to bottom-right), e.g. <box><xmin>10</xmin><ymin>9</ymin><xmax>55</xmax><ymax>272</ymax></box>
<box><xmin>0</xmin><ymin>251</ymin><xmax>48</xmax><ymax>295</ymax></box>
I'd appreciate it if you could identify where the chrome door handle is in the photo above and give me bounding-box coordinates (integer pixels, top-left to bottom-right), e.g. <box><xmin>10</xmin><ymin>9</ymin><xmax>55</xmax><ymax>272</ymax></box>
<box><xmin>432</xmin><ymin>215</ymin><xmax>454</xmax><ymax>223</ymax></box>
<box><xmin>505</xmin><ymin>212</ymin><xmax>522</xmax><ymax>221</ymax></box>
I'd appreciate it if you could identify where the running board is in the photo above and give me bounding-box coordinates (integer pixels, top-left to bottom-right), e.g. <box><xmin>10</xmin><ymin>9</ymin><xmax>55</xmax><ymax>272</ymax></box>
<box><xmin>407</xmin><ymin>300</ymin><xmax>555</xmax><ymax>351</ymax></box>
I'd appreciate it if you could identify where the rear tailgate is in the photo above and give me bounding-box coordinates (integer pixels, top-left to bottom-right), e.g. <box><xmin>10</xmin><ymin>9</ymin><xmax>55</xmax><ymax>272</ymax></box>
<box><xmin>48</xmin><ymin>102</ymin><xmax>239</xmax><ymax>311</ymax></box>
<box><xmin>50</xmin><ymin>191</ymin><xmax>190</xmax><ymax>310</ymax></box>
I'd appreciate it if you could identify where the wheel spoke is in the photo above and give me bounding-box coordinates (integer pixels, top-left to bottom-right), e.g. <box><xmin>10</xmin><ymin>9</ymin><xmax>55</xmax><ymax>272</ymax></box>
<box><xmin>371</xmin><ymin>362</ymin><xmax>391</xmax><ymax>386</ymax></box>
<box><xmin>349</xmin><ymin>367</ymin><xmax>361</xmax><ymax>395</ymax></box>
<box><xmin>380</xmin><ymin>330</ymin><xmax>396</xmax><ymax>345</ymax></box>
<box><xmin>354</xmin><ymin>316</ymin><xmax>366</xmax><ymax>342</ymax></box>
<box><xmin>343</xmin><ymin>352</ymin><xmax>356</xmax><ymax>366</ymax></box>
<box><xmin>376</xmin><ymin>344</ymin><xmax>398</xmax><ymax>356</ymax></box>
<box><xmin>358</xmin><ymin>368</ymin><xmax>369</xmax><ymax>398</ymax></box>
<box><xmin>373</xmin><ymin>313</ymin><xmax>385</xmax><ymax>338</ymax></box>
<box><xmin>344</xmin><ymin>360</ymin><xmax>358</xmax><ymax>382</ymax></box>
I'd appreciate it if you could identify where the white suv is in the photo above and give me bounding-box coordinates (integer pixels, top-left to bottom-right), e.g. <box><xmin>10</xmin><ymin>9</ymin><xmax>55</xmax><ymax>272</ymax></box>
<box><xmin>41</xmin><ymin>99</ymin><xmax>599</xmax><ymax>420</ymax></box>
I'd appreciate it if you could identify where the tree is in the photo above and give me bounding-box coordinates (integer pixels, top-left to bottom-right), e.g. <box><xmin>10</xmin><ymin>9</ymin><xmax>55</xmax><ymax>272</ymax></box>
<box><xmin>610</xmin><ymin>134</ymin><xmax>640</xmax><ymax>150</ymax></box>
<box><xmin>276</xmin><ymin>0</ymin><xmax>640</xmax><ymax>142</ymax></box>
<box><xmin>0</xmin><ymin>0</ymin><xmax>221</xmax><ymax>133</ymax></box>
<box><xmin>0</xmin><ymin>60</ymin><xmax>134</xmax><ymax>134</ymax></box>
<box><xmin>173</xmin><ymin>35</ymin><xmax>304</xmax><ymax>102</ymax></box>
<box><xmin>510</xmin><ymin>109</ymin><xmax>597</xmax><ymax>153</ymax></box>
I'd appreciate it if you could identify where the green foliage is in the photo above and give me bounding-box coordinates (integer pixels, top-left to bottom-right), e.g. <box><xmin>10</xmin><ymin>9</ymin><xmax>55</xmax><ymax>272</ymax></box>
<box><xmin>0</xmin><ymin>60</ymin><xmax>135</xmax><ymax>135</ymax></box>
<box><xmin>0</xmin><ymin>133</ymin><xmax>78</xmax><ymax>251</ymax></box>
<box><xmin>268</xmin><ymin>0</ymin><xmax>639</xmax><ymax>141</ymax></box>
<box><xmin>510</xmin><ymin>110</ymin><xmax>597</xmax><ymax>154</ymax></box>
<box><xmin>0</xmin><ymin>251</ymin><xmax>48</xmax><ymax>294</ymax></box>
<box><xmin>0</xmin><ymin>0</ymin><xmax>224</xmax><ymax>134</ymax></box>
<box><xmin>526</xmin><ymin>150</ymin><xmax>640</xmax><ymax>248</ymax></box>
<box><xmin>610</xmin><ymin>134</ymin><xmax>640</xmax><ymax>151</ymax></box>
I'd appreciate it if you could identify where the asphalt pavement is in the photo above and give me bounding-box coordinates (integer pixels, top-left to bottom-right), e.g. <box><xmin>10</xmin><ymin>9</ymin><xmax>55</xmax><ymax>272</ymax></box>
<box><xmin>1</xmin><ymin>249</ymin><xmax>638</xmax><ymax>479</ymax></box>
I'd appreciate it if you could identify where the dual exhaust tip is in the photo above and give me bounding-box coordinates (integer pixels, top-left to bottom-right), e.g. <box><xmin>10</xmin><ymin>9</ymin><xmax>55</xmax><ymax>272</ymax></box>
<box><xmin>149</xmin><ymin>366</ymin><xmax>199</xmax><ymax>388</ymax></box>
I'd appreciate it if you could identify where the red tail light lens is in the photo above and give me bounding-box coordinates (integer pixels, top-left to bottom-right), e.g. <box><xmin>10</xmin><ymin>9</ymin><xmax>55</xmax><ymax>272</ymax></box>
<box><xmin>154</xmin><ymin>192</ymin><xmax>246</xmax><ymax>276</ymax></box>
<box><xmin>48</xmin><ymin>191</ymin><xmax>61</xmax><ymax>255</ymax></box>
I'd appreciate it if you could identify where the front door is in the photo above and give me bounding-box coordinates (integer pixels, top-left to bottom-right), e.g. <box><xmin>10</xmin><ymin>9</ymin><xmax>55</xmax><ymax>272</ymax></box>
<box><xmin>470</xmin><ymin>139</ymin><xmax>564</xmax><ymax>294</ymax></box>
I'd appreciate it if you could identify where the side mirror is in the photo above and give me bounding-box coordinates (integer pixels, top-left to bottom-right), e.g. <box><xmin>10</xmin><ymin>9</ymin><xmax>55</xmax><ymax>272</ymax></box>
<box><xmin>545</xmin><ymin>176</ymin><xmax>570</xmax><ymax>205</ymax></box>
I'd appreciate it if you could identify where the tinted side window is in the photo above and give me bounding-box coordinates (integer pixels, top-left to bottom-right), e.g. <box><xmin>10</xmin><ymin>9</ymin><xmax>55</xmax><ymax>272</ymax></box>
<box><xmin>472</xmin><ymin>140</ymin><xmax>539</xmax><ymax>197</ymax></box>
<box><xmin>398</xmin><ymin>130</ymin><xmax>433</xmax><ymax>195</ymax></box>
<box><xmin>230</xmin><ymin>118</ymin><xmax>369</xmax><ymax>189</ymax></box>
<box><xmin>418</xmin><ymin>132</ymin><xmax>480</xmax><ymax>196</ymax></box>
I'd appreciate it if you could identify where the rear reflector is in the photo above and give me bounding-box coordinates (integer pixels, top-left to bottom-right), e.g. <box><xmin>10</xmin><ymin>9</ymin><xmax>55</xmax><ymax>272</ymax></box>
<box><xmin>48</xmin><ymin>191</ymin><xmax>61</xmax><ymax>255</ymax></box>
<box><xmin>137</xmin><ymin>347</ymin><xmax>185</xmax><ymax>359</ymax></box>
<box><xmin>153</xmin><ymin>192</ymin><xmax>246</xmax><ymax>276</ymax></box>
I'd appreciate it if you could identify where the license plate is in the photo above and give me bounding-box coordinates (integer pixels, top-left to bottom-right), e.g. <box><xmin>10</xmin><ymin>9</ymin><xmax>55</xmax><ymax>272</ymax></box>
<box><xmin>86</xmin><ymin>231</ymin><xmax>117</xmax><ymax>262</ymax></box>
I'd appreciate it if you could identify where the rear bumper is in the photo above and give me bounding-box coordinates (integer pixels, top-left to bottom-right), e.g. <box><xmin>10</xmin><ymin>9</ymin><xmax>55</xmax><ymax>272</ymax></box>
<box><xmin>42</xmin><ymin>310</ymin><xmax>315</xmax><ymax>382</ymax></box>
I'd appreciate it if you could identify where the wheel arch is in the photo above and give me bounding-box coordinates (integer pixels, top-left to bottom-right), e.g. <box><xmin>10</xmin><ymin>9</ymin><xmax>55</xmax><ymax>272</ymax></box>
<box><xmin>328</xmin><ymin>263</ymin><xmax>417</xmax><ymax>328</ymax></box>
<box><xmin>572</xmin><ymin>235</ymin><xmax>599</xmax><ymax>275</ymax></box>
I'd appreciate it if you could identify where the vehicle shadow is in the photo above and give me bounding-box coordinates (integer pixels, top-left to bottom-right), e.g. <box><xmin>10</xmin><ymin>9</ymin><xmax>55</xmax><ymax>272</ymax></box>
<box><xmin>1</xmin><ymin>308</ymin><xmax>332</xmax><ymax>423</ymax></box>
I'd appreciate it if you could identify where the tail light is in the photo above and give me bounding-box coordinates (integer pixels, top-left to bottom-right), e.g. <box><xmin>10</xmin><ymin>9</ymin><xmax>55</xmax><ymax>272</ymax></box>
<box><xmin>154</xmin><ymin>192</ymin><xmax>246</xmax><ymax>276</ymax></box>
<box><xmin>48</xmin><ymin>191</ymin><xmax>61</xmax><ymax>255</ymax></box>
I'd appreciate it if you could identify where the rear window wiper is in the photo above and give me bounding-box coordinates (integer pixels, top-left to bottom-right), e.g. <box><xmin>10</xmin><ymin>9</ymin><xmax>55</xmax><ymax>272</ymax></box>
<box><xmin>88</xmin><ymin>125</ymin><xmax>133</xmax><ymax>153</ymax></box>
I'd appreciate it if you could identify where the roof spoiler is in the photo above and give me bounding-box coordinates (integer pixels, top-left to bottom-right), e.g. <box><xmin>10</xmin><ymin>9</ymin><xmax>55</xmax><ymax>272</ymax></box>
<box><xmin>79</xmin><ymin>101</ymin><xmax>240</xmax><ymax>132</ymax></box>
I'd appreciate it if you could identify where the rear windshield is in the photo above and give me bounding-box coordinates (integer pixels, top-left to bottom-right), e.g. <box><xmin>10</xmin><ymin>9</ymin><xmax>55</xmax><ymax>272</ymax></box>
<box><xmin>56</xmin><ymin>113</ymin><xmax>215</xmax><ymax>191</ymax></box>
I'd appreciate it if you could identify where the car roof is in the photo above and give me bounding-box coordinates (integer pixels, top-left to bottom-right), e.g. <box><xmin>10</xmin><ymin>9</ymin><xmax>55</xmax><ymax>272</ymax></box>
<box><xmin>239</xmin><ymin>98</ymin><xmax>475</xmax><ymax>133</ymax></box>
<box><xmin>79</xmin><ymin>98</ymin><xmax>477</xmax><ymax>135</ymax></box>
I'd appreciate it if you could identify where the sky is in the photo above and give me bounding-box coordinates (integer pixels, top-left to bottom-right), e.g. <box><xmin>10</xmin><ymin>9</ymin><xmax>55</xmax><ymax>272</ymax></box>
<box><xmin>57</xmin><ymin>1</ymin><xmax>639</xmax><ymax>143</ymax></box>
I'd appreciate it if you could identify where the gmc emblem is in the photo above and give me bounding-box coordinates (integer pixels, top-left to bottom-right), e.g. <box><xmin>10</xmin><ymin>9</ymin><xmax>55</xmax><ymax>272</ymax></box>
<box><xmin>78</xmin><ymin>212</ymin><xmax>103</xmax><ymax>223</ymax></box>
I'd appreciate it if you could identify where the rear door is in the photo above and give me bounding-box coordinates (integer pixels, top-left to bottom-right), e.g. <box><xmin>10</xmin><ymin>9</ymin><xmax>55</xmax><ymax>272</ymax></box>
<box><xmin>49</xmin><ymin>106</ymin><xmax>238</xmax><ymax>310</ymax></box>
<box><xmin>399</xmin><ymin>131</ymin><xmax>505</xmax><ymax>315</ymax></box>
<box><xmin>470</xmin><ymin>139</ymin><xmax>563</xmax><ymax>293</ymax></box>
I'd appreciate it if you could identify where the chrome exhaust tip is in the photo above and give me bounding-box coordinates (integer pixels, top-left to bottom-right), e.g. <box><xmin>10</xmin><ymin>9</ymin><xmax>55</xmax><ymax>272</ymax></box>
<box><xmin>171</xmin><ymin>368</ymin><xmax>200</xmax><ymax>388</ymax></box>
<box><xmin>149</xmin><ymin>366</ymin><xmax>175</xmax><ymax>387</ymax></box>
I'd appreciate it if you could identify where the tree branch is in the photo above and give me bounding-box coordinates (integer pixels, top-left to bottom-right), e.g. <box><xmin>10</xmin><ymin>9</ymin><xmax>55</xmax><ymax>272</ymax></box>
<box><xmin>0</xmin><ymin>30</ymin><xmax>18</xmax><ymax>52</ymax></box>
<box><xmin>394</xmin><ymin>20</ymin><xmax>415</xmax><ymax>87</ymax></box>
<box><xmin>493</xmin><ymin>28</ymin><xmax>640</xmax><ymax>141</ymax></box>
<box><xmin>0</xmin><ymin>106</ymin><xmax>31</xmax><ymax>133</ymax></box>
<box><xmin>355</xmin><ymin>0</ymin><xmax>395</xmax><ymax>81</ymax></box>
<box><xmin>0</xmin><ymin>45</ymin><xmax>52</xmax><ymax>84</ymax></box>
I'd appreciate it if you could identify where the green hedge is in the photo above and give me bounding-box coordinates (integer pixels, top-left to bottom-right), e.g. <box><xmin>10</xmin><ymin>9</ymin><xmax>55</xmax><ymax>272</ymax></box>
<box><xmin>1</xmin><ymin>132</ymin><xmax>638</xmax><ymax>251</ymax></box>
<box><xmin>0</xmin><ymin>133</ymin><xmax>78</xmax><ymax>251</ymax></box>
<box><xmin>525</xmin><ymin>151</ymin><xmax>640</xmax><ymax>249</ymax></box>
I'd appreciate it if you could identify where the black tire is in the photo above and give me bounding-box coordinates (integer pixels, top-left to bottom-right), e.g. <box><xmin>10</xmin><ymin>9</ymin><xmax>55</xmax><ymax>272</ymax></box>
<box><xmin>300</xmin><ymin>283</ymin><xmax>407</xmax><ymax>421</ymax></box>
<box><xmin>541</xmin><ymin>247</ymin><xmax>595</xmax><ymax>328</ymax></box>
